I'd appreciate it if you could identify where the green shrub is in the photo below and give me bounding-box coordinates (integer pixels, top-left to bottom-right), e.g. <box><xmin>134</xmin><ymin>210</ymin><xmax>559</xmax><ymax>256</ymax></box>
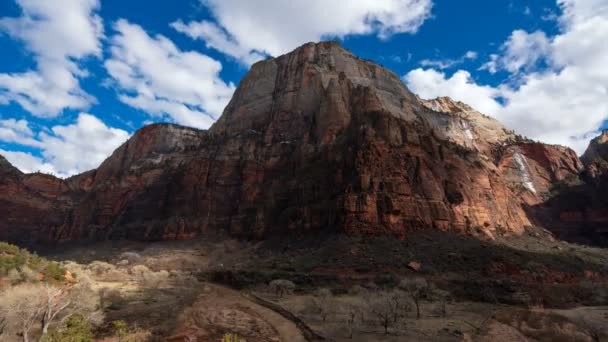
<box><xmin>0</xmin><ymin>241</ymin><xmax>65</xmax><ymax>281</ymax></box>
<box><xmin>221</xmin><ymin>333</ymin><xmax>247</xmax><ymax>342</ymax></box>
<box><xmin>43</xmin><ymin>262</ymin><xmax>66</xmax><ymax>281</ymax></box>
<box><xmin>41</xmin><ymin>315</ymin><xmax>94</xmax><ymax>342</ymax></box>
<box><xmin>112</xmin><ymin>320</ymin><xmax>129</xmax><ymax>339</ymax></box>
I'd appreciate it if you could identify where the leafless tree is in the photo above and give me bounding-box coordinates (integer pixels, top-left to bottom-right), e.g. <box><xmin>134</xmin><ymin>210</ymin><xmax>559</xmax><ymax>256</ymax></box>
<box><xmin>399</xmin><ymin>278</ymin><xmax>430</xmax><ymax>319</ymax></box>
<box><xmin>341</xmin><ymin>303</ymin><xmax>360</xmax><ymax>339</ymax></box>
<box><xmin>370</xmin><ymin>292</ymin><xmax>398</xmax><ymax>335</ymax></box>
<box><xmin>0</xmin><ymin>283</ymin><xmax>46</xmax><ymax>342</ymax></box>
<box><xmin>0</xmin><ymin>280</ymin><xmax>102</xmax><ymax>342</ymax></box>
<box><xmin>314</xmin><ymin>288</ymin><xmax>333</xmax><ymax>323</ymax></box>
<box><xmin>269</xmin><ymin>279</ymin><xmax>295</xmax><ymax>298</ymax></box>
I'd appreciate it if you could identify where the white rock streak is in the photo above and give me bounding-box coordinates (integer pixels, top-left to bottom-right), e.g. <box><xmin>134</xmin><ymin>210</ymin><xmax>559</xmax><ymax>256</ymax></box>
<box><xmin>513</xmin><ymin>150</ymin><xmax>536</xmax><ymax>193</ymax></box>
<box><xmin>460</xmin><ymin>119</ymin><xmax>474</xmax><ymax>141</ymax></box>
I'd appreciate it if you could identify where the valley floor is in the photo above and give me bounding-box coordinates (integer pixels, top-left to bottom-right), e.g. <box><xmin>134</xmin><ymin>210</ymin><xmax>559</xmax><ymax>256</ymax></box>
<box><xmin>24</xmin><ymin>228</ymin><xmax>608</xmax><ymax>341</ymax></box>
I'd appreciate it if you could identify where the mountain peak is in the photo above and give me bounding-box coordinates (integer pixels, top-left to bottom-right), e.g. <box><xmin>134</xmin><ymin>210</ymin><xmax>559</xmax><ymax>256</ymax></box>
<box><xmin>581</xmin><ymin>129</ymin><xmax>608</xmax><ymax>168</ymax></box>
<box><xmin>419</xmin><ymin>96</ymin><xmax>475</xmax><ymax>114</ymax></box>
<box><xmin>210</xmin><ymin>40</ymin><xmax>419</xmax><ymax>141</ymax></box>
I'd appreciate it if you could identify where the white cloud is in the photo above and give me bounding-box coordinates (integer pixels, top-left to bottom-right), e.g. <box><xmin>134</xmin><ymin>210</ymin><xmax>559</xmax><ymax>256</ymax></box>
<box><xmin>419</xmin><ymin>50</ymin><xmax>478</xmax><ymax>70</ymax></box>
<box><xmin>480</xmin><ymin>30</ymin><xmax>551</xmax><ymax>74</ymax></box>
<box><xmin>0</xmin><ymin>118</ymin><xmax>38</xmax><ymax>146</ymax></box>
<box><xmin>105</xmin><ymin>19</ymin><xmax>235</xmax><ymax>129</ymax></box>
<box><xmin>0</xmin><ymin>114</ymin><xmax>129</xmax><ymax>177</ymax></box>
<box><xmin>0</xmin><ymin>149</ymin><xmax>56</xmax><ymax>174</ymax></box>
<box><xmin>170</xmin><ymin>20</ymin><xmax>266</xmax><ymax>65</ymax></box>
<box><xmin>174</xmin><ymin>0</ymin><xmax>433</xmax><ymax>64</ymax></box>
<box><xmin>404</xmin><ymin>69</ymin><xmax>502</xmax><ymax>116</ymax></box>
<box><xmin>0</xmin><ymin>0</ymin><xmax>103</xmax><ymax>117</ymax></box>
<box><xmin>405</xmin><ymin>0</ymin><xmax>608</xmax><ymax>154</ymax></box>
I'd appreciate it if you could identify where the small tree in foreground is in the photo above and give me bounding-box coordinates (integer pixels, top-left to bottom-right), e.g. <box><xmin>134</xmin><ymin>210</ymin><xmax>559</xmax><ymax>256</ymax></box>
<box><xmin>314</xmin><ymin>288</ymin><xmax>333</xmax><ymax>323</ymax></box>
<box><xmin>0</xmin><ymin>283</ymin><xmax>45</xmax><ymax>342</ymax></box>
<box><xmin>0</xmin><ymin>280</ymin><xmax>102</xmax><ymax>342</ymax></box>
<box><xmin>269</xmin><ymin>279</ymin><xmax>295</xmax><ymax>298</ymax></box>
<box><xmin>369</xmin><ymin>292</ymin><xmax>398</xmax><ymax>335</ymax></box>
<box><xmin>399</xmin><ymin>278</ymin><xmax>430</xmax><ymax>319</ymax></box>
<box><xmin>341</xmin><ymin>303</ymin><xmax>361</xmax><ymax>339</ymax></box>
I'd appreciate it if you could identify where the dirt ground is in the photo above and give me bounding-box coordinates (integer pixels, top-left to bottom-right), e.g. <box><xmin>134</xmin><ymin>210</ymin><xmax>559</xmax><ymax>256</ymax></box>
<box><xmin>35</xmin><ymin>230</ymin><xmax>608</xmax><ymax>342</ymax></box>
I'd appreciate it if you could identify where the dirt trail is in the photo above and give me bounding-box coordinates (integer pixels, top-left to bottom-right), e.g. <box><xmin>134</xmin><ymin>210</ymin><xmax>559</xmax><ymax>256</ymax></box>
<box><xmin>169</xmin><ymin>283</ymin><xmax>309</xmax><ymax>342</ymax></box>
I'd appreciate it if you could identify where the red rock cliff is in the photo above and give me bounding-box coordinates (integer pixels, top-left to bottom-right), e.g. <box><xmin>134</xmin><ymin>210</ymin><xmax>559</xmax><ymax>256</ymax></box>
<box><xmin>0</xmin><ymin>42</ymin><xmax>600</xmax><ymax>243</ymax></box>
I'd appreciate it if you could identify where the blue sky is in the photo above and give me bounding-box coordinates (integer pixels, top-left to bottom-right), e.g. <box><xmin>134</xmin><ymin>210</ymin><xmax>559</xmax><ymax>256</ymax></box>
<box><xmin>0</xmin><ymin>0</ymin><xmax>607</xmax><ymax>177</ymax></box>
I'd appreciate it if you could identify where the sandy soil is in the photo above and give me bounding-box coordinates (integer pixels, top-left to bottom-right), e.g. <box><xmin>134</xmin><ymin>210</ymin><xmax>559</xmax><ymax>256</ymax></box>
<box><xmin>170</xmin><ymin>283</ymin><xmax>307</xmax><ymax>342</ymax></box>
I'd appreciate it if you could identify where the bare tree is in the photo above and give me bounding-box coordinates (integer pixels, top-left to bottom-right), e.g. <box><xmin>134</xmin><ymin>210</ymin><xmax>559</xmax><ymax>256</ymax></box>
<box><xmin>314</xmin><ymin>288</ymin><xmax>333</xmax><ymax>323</ymax></box>
<box><xmin>399</xmin><ymin>278</ymin><xmax>431</xmax><ymax>319</ymax></box>
<box><xmin>0</xmin><ymin>315</ymin><xmax>6</xmax><ymax>337</ymax></box>
<box><xmin>341</xmin><ymin>303</ymin><xmax>360</xmax><ymax>339</ymax></box>
<box><xmin>435</xmin><ymin>289</ymin><xmax>451</xmax><ymax>318</ymax></box>
<box><xmin>0</xmin><ymin>283</ymin><xmax>46</xmax><ymax>342</ymax></box>
<box><xmin>39</xmin><ymin>284</ymin><xmax>71</xmax><ymax>337</ymax></box>
<box><xmin>389</xmin><ymin>290</ymin><xmax>407</xmax><ymax>323</ymax></box>
<box><xmin>269</xmin><ymin>279</ymin><xmax>296</xmax><ymax>299</ymax></box>
<box><xmin>0</xmin><ymin>280</ymin><xmax>102</xmax><ymax>342</ymax></box>
<box><xmin>370</xmin><ymin>292</ymin><xmax>398</xmax><ymax>335</ymax></box>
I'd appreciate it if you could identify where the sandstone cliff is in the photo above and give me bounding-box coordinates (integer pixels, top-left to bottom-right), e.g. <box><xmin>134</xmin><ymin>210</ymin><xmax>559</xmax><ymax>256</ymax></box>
<box><xmin>0</xmin><ymin>42</ymin><xmax>604</xmax><ymax>244</ymax></box>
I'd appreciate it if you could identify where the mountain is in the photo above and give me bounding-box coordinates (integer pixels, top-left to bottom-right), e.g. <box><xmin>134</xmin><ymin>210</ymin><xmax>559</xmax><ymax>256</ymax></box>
<box><xmin>0</xmin><ymin>41</ymin><xmax>605</xmax><ymax>244</ymax></box>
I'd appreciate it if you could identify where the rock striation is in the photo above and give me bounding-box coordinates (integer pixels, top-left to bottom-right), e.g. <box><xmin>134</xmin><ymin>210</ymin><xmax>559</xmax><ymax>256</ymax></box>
<box><xmin>0</xmin><ymin>42</ymin><xmax>605</xmax><ymax>244</ymax></box>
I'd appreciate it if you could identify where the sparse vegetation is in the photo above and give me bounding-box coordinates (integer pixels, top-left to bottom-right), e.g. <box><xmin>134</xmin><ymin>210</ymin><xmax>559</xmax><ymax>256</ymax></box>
<box><xmin>0</xmin><ymin>242</ymin><xmax>64</xmax><ymax>282</ymax></box>
<box><xmin>40</xmin><ymin>315</ymin><xmax>93</xmax><ymax>342</ymax></box>
<box><xmin>269</xmin><ymin>279</ymin><xmax>295</xmax><ymax>298</ymax></box>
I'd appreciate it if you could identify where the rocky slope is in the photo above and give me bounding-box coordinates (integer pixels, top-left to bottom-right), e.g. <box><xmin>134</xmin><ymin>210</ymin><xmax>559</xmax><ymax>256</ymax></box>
<box><xmin>0</xmin><ymin>42</ymin><xmax>605</xmax><ymax>244</ymax></box>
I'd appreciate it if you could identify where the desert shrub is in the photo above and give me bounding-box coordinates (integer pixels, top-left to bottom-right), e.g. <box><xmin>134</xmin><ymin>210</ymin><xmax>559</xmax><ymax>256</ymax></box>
<box><xmin>43</xmin><ymin>262</ymin><xmax>66</xmax><ymax>281</ymax></box>
<box><xmin>111</xmin><ymin>320</ymin><xmax>149</xmax><ymax>342</ymax></box>
<box><xmin>118</xmin><ymin>252</ymin><xmax>142</xmax><ymax>264</ymax></box>
<box><xmin>494</xmin><ymin>309</ymin><xmax>593</xmax><ymax>342</ymax></box>
<box><xmin>0</xmin><ymin>241</ymin><xmax>20</xmax><ymax>255</ymax></box>
<box><xmin>41</xmin><ymin>315</ymin><xmax>93</xmax><ymax>342</ymax></box>
<box><xmin>221</xmin><ymin>333</ymin><xmax>247</xmax><ymax>342</ymax></box>
<box><xmin>269</xmin><ymin>279</ymin><xmax>296</xmax><ymax>298</ymax></box>
<box><xmin>131</xmin><ymin>265</ymin><xmax>169</xmax><ymax>288</ymax></box>
<box><xmin>20</xmin><ymin>265</ymin><xmax>40</xmax><ymax>282</ymax></box>
<box><xmin>99</xmin><ymin>287</ymin><xmax>126</xmax><ymax>310</ymax></box>
<box><xmin>7</xmin><ymin>268</ymin><xmax>22</xmax><ymax>284</ymax></box>
<box><xmin>349</xmin><ymin>285</ymin><xmax>369</xmax><ymax>297</ymax></box>
<box><xmin>113</xmin><ymin>320</ymin><xmax>129</xmax><ymax>339</ymax></box>
<box><xmin>130</xmin><ymin>264</ymin><xmax>150</xmax><ymax>277</ymax></box>
<box><xmin>87</xmin><ymin>261</ymin><xmax>115</xmax><ymax>276</ymax></box>
<box><xmin>0</xmin><ymin>242</ymin><xmax>59</xmax><ymax>279</ymax></box>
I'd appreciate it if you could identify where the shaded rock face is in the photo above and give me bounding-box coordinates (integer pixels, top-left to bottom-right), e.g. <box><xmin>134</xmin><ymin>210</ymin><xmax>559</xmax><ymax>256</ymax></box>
<box><xmin>0</xmin><ymin>42</ymin><xmax>602</xmax><ymax>244</ymax></box>
<box><xmin>531</xmin><ymin>130</ymin><xmax>608</xmax><ymax>245</ymax></box>
<box><xmin>582</xmin><ymin>130</ymin><xmax>608</xmax><ymax>177</ymax></box>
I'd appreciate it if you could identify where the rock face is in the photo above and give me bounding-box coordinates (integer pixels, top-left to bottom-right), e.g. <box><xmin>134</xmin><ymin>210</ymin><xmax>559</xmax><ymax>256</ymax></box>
<box><xmin>0</xmin><ymin>42</ymin><xmax>605</xmax><ymax>244</ymax></box>
<box><xmin>534</xmin><ymin>130</ymin><xmax>608</xmax><ymax>245</ymax></box>
<box><xmin>582</xmin><ymin>130</ymin><xmax>608</xmax><ymax>177</ymax></box>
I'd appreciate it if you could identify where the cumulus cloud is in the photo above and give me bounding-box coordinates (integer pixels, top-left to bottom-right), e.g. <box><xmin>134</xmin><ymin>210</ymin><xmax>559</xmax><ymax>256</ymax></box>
<box><xmin>105</xmin><ymin>19</ymin><xmax>236</xmax><ymax>129</ymax></box>
<box><xmin>0</xmin><ymin>0</ymin><xmax>103</xmax><ymax>117</ymax></box>
<box><xmin>480</xmin><ymin>30</ymin><xmax>551</xmax><ymax>74</ymax></box>
<box><xmin>404</xmin><ymin>69</ymin><xmax>502</xmax><ymax>116</ymax></box>
<box><xmin>0</xmin><ymin>114</ymin><xmax>129</xmax><ymax>177</ymax></box>
<box><xmin>173</xmin><ymin>0</ymin><xmax>433</xmax><ymax>64</ymax></box>
<box><xmin>0</xmin><ymin>149</ymin><xmax>56</xmax><ymax>174</ymax></box>
<box><xmin>405</xmin><ymin>0</ymin><xmax>608</xmax><ymax>154</ymax></box>
<box><xmin>0</xmin><ymin>118</ymin><xmax>38</xmax><ymax>146</ymax></box>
